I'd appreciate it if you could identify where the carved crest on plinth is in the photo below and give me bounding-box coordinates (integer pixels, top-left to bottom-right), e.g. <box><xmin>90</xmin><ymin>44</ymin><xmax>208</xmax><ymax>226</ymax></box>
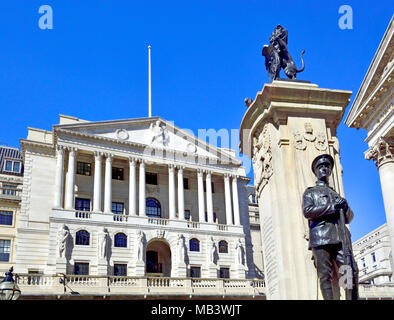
<box><xmin>292</xmin><ymin>122</ymin><xmax>327</xmax><ymax>151</ymax></box>
<box><xmin>252</xmin><ymin>124</ymin><xmax>273</xmax><ymax>195</ymax></box>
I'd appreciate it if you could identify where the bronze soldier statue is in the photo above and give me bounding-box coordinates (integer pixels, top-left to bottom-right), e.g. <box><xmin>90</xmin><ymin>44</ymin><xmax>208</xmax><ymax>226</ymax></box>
<box><xmin>302</xmin><ymin>154</ymin><xmax>359</xmax><ymax>300</ymax></box>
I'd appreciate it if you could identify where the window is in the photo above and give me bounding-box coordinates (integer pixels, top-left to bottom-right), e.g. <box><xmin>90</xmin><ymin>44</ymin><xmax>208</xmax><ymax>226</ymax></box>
<box><xmin>114</xmin><ymin>264</ymin><xmax>127</xmax><ymax>276</ymax></box>
<box><xmin>184</xmin><ymin>210</ymin><xmax>191</xmax><ymax>220</ymax></box>
<box><xmin>112</xmin><ymin>167</ymin><xmax>124</xmax><ymax>180</ymax></box>
<box><xmin>74</xmin><ymin>263</ymin><xmax>89</xmax><ymax>275</ymax></box>
<box><xmin>219</xmin><ymin>267</ymin><xmax>230</xmax><ymax>279</ymax></box>
<box><xmin>190</xmin><ymin>267</ymin><xmax>201</xmax><ymax>278</ymax></box>
<box><xmin>146</xmin><ymin>172</ymin><xmax>158</xmax><ymax>185</ymax></box>
<box><xmin>4</xmin><ymin>160</ymin><xmax>21</xmax><ymax>173</ymax></box>
<box><xmin>114</xmin><ymin>233</ymin><xmax>127</xmax><ymax>248</ymax></box>
<box><xmin>361</xmin><ymin>258</ymin><xmax>366</xmax><ymax>268</ymax></box>
<box><xmin>219</xmin><ymin>240</ymin><xmax>228</xmax><ymax>253</ymax></box>
<box><xmin>203</xmin><ymin>181</ymin><xmax>215</xmax><ymax>193</ymax></box>
<box><xmin>146</xmin><ymin>198</ymin><xmax>161</xmax><ymax>218</ymax></box>
<box><xmin>0</xmin><ymin>211</ymin><xmax>13</xmax><ymax>226</ymax></box>
<box><xmin>75</xmin><ymin>198</ymin><xmax>91</xmax><ymax>211</ymax></box>
<box><xmin>76</xmin><ymin>161</ymin><xmax>91</xmax><ymax>176</ymax></box>
<box><xmin>372</xmin><ymin>252</ymin><xmax>376</xmax><ymax>263</ymax></box>
<box><xmin>112</xmin><ymin>202</ymin><xmax>124</xmax><ymax>215</ymax></box>
<box><xmin>0</xmin><ymin>240</ymin><xmax>11</xmax><ymax>262</ymax></box>
<box><xmin>189</xmin><ymin>238</ymin><xmax>200</xmax><ymax>252</ymax></box>
<box><xmin>183</xmin><ymin>178</ymin><xmax>189</xmax><ymax>190</ymax></box>
<box><xmin>2</xmin><ymin>184</ymin><xmax>17</xmax><ymax>196</ymax></box>
<box><xmin>76</xmin><ymin>230</ymin><xmax>90</xmax><ymax>246</ymax></box>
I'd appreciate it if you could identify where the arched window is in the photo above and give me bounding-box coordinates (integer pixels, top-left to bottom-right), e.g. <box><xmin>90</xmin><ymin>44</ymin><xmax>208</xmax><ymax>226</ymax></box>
<box><xmin>189</xmin><ymin>238</ymin><xmax>200</xmax><ymax>252</ymax></box>
<box><xmin>76</xmin><ymin>230</ymin><xmax>90</xmax><ymax>246</ymax></box>
<box><xmin>219</xmin><ymin>240</ymin><xmax>228</xmax><ymax>253</ymax></box>
<box><xmin>114</xmin><ymin>233</ymin><xmax>127</xmax><ymax>248</ymax></box>
<box><xmin>146</xmin><ymin>198</ymin><xmax>161</xmax><ymax>218</ymax></box>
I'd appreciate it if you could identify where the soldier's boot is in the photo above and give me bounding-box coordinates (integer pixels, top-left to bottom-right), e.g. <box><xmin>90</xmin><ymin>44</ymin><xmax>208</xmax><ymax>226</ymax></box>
<box><xmin>321</xmin><ymin>287</ymin><xmax>334</xmax><ymax>300</ymax></box>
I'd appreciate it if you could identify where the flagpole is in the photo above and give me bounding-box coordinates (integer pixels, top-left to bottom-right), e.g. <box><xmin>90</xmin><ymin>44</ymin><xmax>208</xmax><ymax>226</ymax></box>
<box><xmin>148</xmin><ymin>45</ymin><xmax>152</xmax><ymax>117</ymax></box>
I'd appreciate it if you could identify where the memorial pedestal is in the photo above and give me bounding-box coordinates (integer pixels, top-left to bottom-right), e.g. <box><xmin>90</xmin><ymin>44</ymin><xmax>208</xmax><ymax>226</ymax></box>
<box><xmin>240</xmin><ymin>80</ymin><xmax>352</xmax><ymax>299</ymax></box>
<box><xmin>97</xmin><ymin>258</ymin><xmax>108</xmax><ymax>276</ymax></box>
<box><xmin>135</xmin><ymin>261</ymin><xmax>145</xmax><ymax>276</ymax></box>
<box><xmin>56</xmin><ymin>258</ymin><xmax>67</xmax><ymax>274</ymax></box>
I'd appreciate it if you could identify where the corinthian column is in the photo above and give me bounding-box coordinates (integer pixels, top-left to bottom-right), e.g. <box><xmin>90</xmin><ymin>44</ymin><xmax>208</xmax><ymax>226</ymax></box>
<box><xmin>177</xmin><ymin>166</ymin><xmax>185</xmax><ymax>220</ymax></box>
<box><xmin>206</xmin><ymin>171</ymin><xmax>214</xmax><ymax>223</ymax></box>
<box><xmin>197</xmin><ymin>169</ymin><xmax>205</xmax><ymax>222</ymax></box>
<box><xmin>366</xmin><ymin>136</ymin><xmax>394</xmax><ymax>270</ymax></box>
<box><xmin>232</xmin><ymin>175</ymin><xmax>241</xmax><ymax>225</ymax></box>
<box><xmin>104</xmin><ymin>154</ymin><xmax>113</xmax><ymax>213</ymax></box>
<box><xmin>65</xmin><ymin>147</ymin><xmax>77</xmax><ymax>210</ymax></box>
<box><xmin>93</xmin><ymin>152</ymin><xmax>103</xmax><ymax>212</ymax></box>
<box><xmin>168</xmin><ymin>164</ymin><xmax>176</xmax><ymax>219</ymax></box>
<box><xmin>224</xmin><ymin>174</ymin><xmax>233</xmax><ymax>225</ymax></box>
<box><xmin>139</xmin><ymin>160</ymin><xmax>146</xmax><ymax>217</ymax></box>
<box><xmin>54</xmin><ymin>145</ymin><xmax>65</xmax><ymax>208</ymax></box>
<box><xmin>129</xmin><ymin>158</ymin><xmax>137</xmax><ymax>216</ymax></box>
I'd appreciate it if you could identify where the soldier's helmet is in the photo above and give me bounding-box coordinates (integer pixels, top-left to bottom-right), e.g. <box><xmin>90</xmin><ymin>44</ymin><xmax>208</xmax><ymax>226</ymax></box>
<box><xmin>311</xmin><ymin>154</ymin><xmax>334</xmax><ymax>176</ymax></box>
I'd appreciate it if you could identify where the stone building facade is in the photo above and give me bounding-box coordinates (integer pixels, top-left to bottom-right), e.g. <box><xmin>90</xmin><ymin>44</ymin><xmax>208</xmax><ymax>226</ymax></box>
<box><xmin>353</xmin><ymin>223</ymin><xmax>393</xmax><ymax>285</ymax></box>
<box><xmin>345</xmin><ymin>15</ymin><xmax>394</xmax><ymax>272</ymax></box>
<box><xmin>0</xmin><ymin>146</ymin><xmax>23</xmax><ymax>275</ymax></box>
<box><xmin>14</xmin><ymin>114</ymin><xmax>259</xmax><ymax>286</ymax></box>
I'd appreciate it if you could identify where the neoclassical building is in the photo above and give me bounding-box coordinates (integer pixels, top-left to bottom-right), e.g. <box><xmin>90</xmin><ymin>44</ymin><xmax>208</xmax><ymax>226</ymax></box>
<box><xmin>11</xmin><ymin>114</ymin><xmax>265</xmax><ymax>298</ymax></box>
<box><xmin>345</xmin><ymin>15</ymin><xmax>394</xmax><ymax>273</ymax></box>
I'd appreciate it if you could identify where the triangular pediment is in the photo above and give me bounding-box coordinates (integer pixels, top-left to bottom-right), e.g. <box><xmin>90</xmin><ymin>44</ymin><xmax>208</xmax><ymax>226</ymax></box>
<box><xmin>53</xmin><ymin>117</ymin><xmax>238</xmax><ymax>163</ymax></box>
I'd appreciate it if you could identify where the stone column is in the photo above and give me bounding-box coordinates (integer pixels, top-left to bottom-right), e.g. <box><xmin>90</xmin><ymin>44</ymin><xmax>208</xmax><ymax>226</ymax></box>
<box><xmin>139</xmin><ymin>160</ymin><xmax>146</xmax><ymax>217</ymax></box>
<box><xmin>366</xmin><ymin>137</ymin><xmax>394</xmax><ymax>270</ymax></box>
<box><xmin>232</xmin><ymin>175</ymin><xmax>241</xmax><ymax>225</ymax></box>
<box><xmin>104</xmin><ymin>154</ymin><xmax>113</xmax><ymax>213</ymax></box>
<box><xmin>168</xmin><ymin>164</ymin><xmax>176</xmax><ymax>220</ymax></box>
<box><xmin>65</xmin><ymin>147</ymin><xmax>77</xmax><ymax>210</ymax></box>
<box><xmin>239</xmin><ymin>80</ymin><xmax>352</xmax><ymax>299</ymax></box>
<box><xmin>54</xmin><ymin>145</ymin><xmax>65</xmax><ymax>208</ymax></box>
<box><xmin>224</xmin><ymin>174</ymin><xmax>233</xmax><ymax>225</ymax></box>
<box><xmin>93</xmin><ymin>152</ymin><xmax>103</xmax><ymax>212</ymax></box>
<box><xmin>177</xmin><ymin>166</ymin><xmax>185</xmax><ymax>220</ymax></box>
<box><xmin>206</xmin><ymin>171</ymin><xmax>214</xmax><ymax>223</ymax></box>
<box><xmin>197</xmin><ymin>169</ymin><xmax>205</xmax><ymax>222</ymax></box>
<box><xmin>129</xmin><ymin>157</ymin><xmax>137</xmax><ymax>216</ymax></box>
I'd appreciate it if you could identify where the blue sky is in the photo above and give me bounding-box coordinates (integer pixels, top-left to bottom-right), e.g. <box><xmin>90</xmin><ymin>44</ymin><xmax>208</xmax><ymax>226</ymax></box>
<box><xmin>0</xmin><ymin>1</ymin><xmax>393</xmax><ymax>241</ymax></box>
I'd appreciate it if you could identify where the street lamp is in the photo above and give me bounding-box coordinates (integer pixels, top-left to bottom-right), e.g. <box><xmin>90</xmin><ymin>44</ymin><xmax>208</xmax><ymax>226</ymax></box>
<box><xmin>0</xmin><ymin>267</ymin><xmax>21</xmax><ymax>300</ymax></box>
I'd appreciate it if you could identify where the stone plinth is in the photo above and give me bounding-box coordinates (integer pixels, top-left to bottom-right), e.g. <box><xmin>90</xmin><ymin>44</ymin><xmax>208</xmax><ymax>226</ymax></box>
<box><xmin>55</xmin><ymin>258</ymin><xmax>67</xmax><ymax>274</ymax></box>
<box><xmin>97</xmin><ymin>259</ymin><xmax>108</xmax><ymax>276</ymax></box>
<box><xmin>240</xmin><ymin>80</ymin><xmax>352</xmax><ymax>299</ymax></box>
<box><xmin>135</xmin><ymin>261</ymin><xmax>145</xmax><ymax>276</ymax></box>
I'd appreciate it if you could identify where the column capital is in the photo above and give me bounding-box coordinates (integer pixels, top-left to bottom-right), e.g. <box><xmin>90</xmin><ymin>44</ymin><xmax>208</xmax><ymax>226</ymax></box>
<box><xmin>67</xmin><ymin>146</ymin><xmax>78</xmax><ymax>154</ymax></box>
<box><xmin>104</xmin><ymin>153</ymin><xmax>113</xmax><ymax>162</ymax></box>
<box><xmin>139</xmin><ymin>159</ymin><xmax>146</xmax><ymax>166</ymax></box>
<box><xmin>94</xmin><ymin>151</ymin><xmax>103</xmax><ymax>158</ymax></box>
<box><xmin>129</xmin><ymin>157</ymin><xmax>137</xmax><ymax>165</ymax></box>
<box><xmin>206</xmin><ymin>170</ymin><xmax>212</xmax><ymax>176</ymax></box>
<box><xmin>168</xmin><ymin>163</ymin><xmax>175</xmax><ymax>170</ymax></box>
<box><xmin>365</xmin><ymin>136</ymin><xmax>394</xmax><ymax>168</ymax></box>
<box><xmin>175</xmin><ymin>165</ymin><xmax>184</xmax><ymax>171</ymax></box>
<box><xmin>224</xmin><ymin>173</ymin><xmax>231</xmax><ymax>179</ymax></box>
<box><xmin>56</xmin><ymin>145</ymin><xmax>65</xmax><ymax>153</ymax></box>
<box><xmin>197</xmin><ymin>168</ymin><xmax>204</xmax><ymax>176</ymax></box>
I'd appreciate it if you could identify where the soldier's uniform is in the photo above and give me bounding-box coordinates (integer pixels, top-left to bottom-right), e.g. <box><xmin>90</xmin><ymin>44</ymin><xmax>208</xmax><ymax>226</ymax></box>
<box><xmin>302</xmin><ymin>154</ymin><xmax>359</xmax><ymax>300</ymax></box>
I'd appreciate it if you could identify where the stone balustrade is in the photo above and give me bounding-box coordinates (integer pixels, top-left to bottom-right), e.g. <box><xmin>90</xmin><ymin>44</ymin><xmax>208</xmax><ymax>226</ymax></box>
<box><xmin>15</xmin><ymin>274</ymin><xmax>266</xmax><ymax>298</ymax></box>
<box><xmin>51</xmin><ymin>208</ymin><xmax>244</xmax><ymax>234</ymax></box>
<box><xmin>0</xmin><ymin>186</ymin><xmax>22</xmax><ymax>201</ymax></box>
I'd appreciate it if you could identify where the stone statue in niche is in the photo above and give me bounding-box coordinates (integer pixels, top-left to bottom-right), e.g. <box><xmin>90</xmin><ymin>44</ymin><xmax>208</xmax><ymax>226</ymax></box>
<box><xmin>235</xmin><ymin>239</ymin><xmax>244</xmax><ymax>265</ymax></box>
<box><xmin>209</xmin><ymin>236</ymin><xmax>217</xmax><ymax>264</ymax></box>
<box><xmin>98</xmin><ymin>227</ymin><xmax>110</xmax><ymax>259</ymax></box>
<box><xmin>136</xmin><ymin>230</ymin><xmax>145</xmax><ymax>262</ymax></box>
<box><xmin>149</xmin><ymin>120</ymin><xmax>169</xmax><ymax>146</ymax></box>
<box><xmin>57</xmin><ymin>224</ymin><xmax>71</xmax><ymax>258</ymax></box>
<box><xmin>177</xmin><ymin>234</ymin><xmax>185</xmax><ymax>264</ymax></box>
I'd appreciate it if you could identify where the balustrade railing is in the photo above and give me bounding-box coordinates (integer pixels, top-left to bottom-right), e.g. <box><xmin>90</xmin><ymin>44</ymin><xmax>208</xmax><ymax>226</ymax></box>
<box><xmin>0</xmin><ymin>186</ymin><xmax>22</xmax><ymax>199</ymax></box>
<box><xmin>216</xmin><ymin>224</ymin><xmax>228</xmax><ymax>231</ymax></box>
<box><xmin>187</xmin><ymin>221</ymin><xmax>200</xmax><ymax>228</ymax></box>
<box><xmin>148</xmin><ymin>217</ymin><xmax>169</xmax><ymax>225</ymax></box>
<box><xmin>75</xmin><ymin>211</ymin><xmax>91</xmax><ymax>219</ymax></box>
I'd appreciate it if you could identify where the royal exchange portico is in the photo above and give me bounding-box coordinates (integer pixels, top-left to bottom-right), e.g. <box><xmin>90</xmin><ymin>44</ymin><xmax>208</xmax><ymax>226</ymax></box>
<box><xmin>13</xmin><ymin>115</ymin><xmax>263</xmax><ymax>298</ymax></box>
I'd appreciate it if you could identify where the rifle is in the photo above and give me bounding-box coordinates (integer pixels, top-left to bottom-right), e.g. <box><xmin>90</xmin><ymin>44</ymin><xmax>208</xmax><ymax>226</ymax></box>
<box><xmin>339</xmin><ymin>207</ymin><xmax>353</xmax><ymax>300</ymax></box>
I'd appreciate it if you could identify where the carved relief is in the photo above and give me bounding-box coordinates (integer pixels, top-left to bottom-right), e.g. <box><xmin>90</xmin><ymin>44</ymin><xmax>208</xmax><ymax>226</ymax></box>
<box><xmin>252</xmin><ymin>124</ymin><xmax>273</xmax><ymax>194</ymax></box>
<box><xmin>292</xmin><ymin>123</ymin><xmax>327</xmax><ymax>151</ymax></box>
<box><xmin>293</xmin><ymin>130</ymin><xmax>306</xmax><ymax>150</ymax></box>
<box><xmin>314</xmin><ymin>132</ymin><xmax>327</xmax><ymax>151</ymax></box>
<box><xmin>57</xmin><ymin>224</ymin><xmax>71</xmax><ymax>259</ymax></box>
<box><xmin>303</xmin><ymin>122</ymin><xmax>316</xmax><ymax>142</ymax></box>
<box><xmin>149</xmin><ymin>120</ymin><xmax>169</xmax><ymax>146</ymax></box>
<box><xmin>136</xmin><ymin>230</ymin><xmax>145</xmax><ymax>262</ymax></box>
<box><xmin>365</xmin><ymin>136</ymin><xmax>394</xmax><ymax>167</ymax></box>
<box><xmin>116</xmin><ymin>129</ymin><xmax>129</xmax><ymax>141</ymax></box>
